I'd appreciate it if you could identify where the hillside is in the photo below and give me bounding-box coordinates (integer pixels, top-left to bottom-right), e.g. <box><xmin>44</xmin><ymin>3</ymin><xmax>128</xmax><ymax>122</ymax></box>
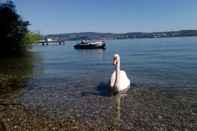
<box><xmin>46</xmin><ymin>30</ymin><xmax>197</xmax><ymax>41</ymax></box>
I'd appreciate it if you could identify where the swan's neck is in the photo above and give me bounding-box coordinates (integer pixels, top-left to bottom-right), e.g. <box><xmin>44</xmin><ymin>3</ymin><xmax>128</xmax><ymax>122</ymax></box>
<box><xmin>115</xmin><ymin>62</ymin><xmax>120</xmax><ymax>72</ymax></box>
<box><xmin>114</xmin><ymin>62</ymin><xmax>120</xmax><ymax>87</ymax></box>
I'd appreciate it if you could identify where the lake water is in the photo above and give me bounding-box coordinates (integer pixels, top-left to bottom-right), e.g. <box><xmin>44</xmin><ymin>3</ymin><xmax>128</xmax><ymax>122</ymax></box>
<box><xmin>30</xmin><ymin>37</ymin><xmax>197</xmax><ymax>89</ymax></box>
<box><xmin>1</xmin><ymin>37</ymin><xmax>197</xmax><ymax>128</ymax></box>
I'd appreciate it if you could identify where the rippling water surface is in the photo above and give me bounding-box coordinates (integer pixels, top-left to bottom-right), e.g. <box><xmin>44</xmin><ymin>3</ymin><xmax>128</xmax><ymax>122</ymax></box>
<box><xmin>30</xmin><ymin>37</ymin><xmax>197</xmax><ymax>88</ymax></box>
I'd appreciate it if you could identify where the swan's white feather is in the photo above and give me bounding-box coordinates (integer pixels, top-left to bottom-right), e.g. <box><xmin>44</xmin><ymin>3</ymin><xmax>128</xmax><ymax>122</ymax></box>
<box><xmin>110</xmin><ymin>70</ymin><xmax>130</xmax><ymax>91</ymax></box>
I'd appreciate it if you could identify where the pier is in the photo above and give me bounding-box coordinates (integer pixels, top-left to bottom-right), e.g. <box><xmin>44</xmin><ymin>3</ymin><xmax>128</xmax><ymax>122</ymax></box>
<box><xmin>37</xmin><ymin>38</ymin><xmax>66</xmax><ymax>45</ymax></box>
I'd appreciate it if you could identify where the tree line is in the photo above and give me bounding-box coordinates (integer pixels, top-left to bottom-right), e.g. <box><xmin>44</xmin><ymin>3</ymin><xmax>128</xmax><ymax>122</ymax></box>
<box><xmin>0</xmin><ymin>0</ymin><xmax>41</xmax><ymax>56</ymax></box>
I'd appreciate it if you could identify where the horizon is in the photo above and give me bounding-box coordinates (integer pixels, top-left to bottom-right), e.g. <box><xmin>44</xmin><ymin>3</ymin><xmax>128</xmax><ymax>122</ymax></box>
<box><xmin>46</xmin><ymin>29</ymin><xmax>197</xmax><ymax>35</ymax></box>
<box><xmin>13</xmin><ymin>0</ymin><xmax>197</xmax><ymax>34</ymax></box>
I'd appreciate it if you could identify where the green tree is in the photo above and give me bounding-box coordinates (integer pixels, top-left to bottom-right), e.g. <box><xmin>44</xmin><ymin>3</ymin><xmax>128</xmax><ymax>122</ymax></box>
<box><xmin>0</xmin><ymin>0</ymin><xmax>29</xmax><ymax>55</ymax></box>
<box><xmin>22</xmin><ymin>32</ymin><xmax>42</xmax><ymax>45</ymax></box>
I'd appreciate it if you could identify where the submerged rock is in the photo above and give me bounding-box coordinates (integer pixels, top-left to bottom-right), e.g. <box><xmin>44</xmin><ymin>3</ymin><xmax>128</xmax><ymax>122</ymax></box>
<box><xmin>0</xmin><ymin>87</ymin><xmax>196</xmax><ymax>130</ymax></box>
<box><xmin>0</xmin><ymin>75</ymin><xmax>25</xmax><ymax>95</ymax></box>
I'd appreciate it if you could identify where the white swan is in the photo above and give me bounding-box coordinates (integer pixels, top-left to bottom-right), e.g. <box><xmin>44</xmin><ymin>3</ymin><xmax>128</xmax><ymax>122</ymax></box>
<box><xmin>110</xmin><ymin>54</ymin><xmax>130</xmax><ymax>93</ymax></box>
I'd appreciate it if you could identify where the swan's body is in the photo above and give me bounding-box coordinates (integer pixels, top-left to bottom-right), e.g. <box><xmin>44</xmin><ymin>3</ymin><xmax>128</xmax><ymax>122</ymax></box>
<box><xmin>110</xmin><ymin>54</ymin><xmax>130</xmax><ymax>93</ymax></box>
<box><xmin>110</xmin><ymin>70</ymin><xmax>130</xmax><ymax>92</ymax></box>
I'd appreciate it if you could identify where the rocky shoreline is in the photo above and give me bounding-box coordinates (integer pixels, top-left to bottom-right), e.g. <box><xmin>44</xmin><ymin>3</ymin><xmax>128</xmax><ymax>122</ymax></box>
<box><xmin>0</xmin><ymin>86</ymin><xmax>197</xmax><ymax>131</ymax></box>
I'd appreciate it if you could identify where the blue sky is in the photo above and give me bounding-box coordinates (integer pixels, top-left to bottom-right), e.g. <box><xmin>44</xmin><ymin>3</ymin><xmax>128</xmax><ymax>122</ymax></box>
<box><xmin>13</xmin><ymin>0</ymin><xmax>197</xmax><ymax>34</ymax></box>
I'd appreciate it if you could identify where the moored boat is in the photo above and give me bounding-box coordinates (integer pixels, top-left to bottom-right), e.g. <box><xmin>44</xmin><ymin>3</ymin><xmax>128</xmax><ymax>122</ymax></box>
<box><xmin>74</xmin><ymin>40</ymin><xmax>106</xmax><ymax>49</ymax></box>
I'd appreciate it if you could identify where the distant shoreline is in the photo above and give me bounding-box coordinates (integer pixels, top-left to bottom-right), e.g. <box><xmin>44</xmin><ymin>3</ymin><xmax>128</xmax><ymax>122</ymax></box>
<box><xmin>46</xmin><ymin>30</ymin><xmax>197</xmax><ymax>41</ymax></box>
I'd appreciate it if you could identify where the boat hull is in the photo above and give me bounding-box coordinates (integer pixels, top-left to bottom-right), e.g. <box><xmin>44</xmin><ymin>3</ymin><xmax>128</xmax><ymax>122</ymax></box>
<box><xmin>74</xmin><ymin>43</ymin><xmax>106</xmax><ymax>49</ymax></box>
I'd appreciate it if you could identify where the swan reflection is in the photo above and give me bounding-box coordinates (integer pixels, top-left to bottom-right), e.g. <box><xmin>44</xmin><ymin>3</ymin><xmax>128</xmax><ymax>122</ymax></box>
<box><xmin>113</xmin><ymin>93</ymin><xmax>124</xmax><ymax>127</ymax></box>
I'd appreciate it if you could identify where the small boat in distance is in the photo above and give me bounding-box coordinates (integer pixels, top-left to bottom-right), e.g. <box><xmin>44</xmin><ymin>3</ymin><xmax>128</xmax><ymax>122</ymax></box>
<box><xmin>74</xmin><ymin>40</ymin><xmax>106</xmax><ymax>49</ymax></box>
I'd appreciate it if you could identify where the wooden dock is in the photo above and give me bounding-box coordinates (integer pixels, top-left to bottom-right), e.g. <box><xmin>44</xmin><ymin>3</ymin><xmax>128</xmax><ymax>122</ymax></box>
<box><xmin>37</xmin><ymin>39</ymin><xmax>65</xmax><ymax>45</ymax></box>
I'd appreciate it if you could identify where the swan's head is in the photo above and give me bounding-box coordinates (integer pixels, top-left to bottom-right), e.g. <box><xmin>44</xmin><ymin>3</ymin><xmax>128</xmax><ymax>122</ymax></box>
<box><xmin>113</xmin><ymin>54</ymin><xmax>120</xmax><ymax>65</ymax></box>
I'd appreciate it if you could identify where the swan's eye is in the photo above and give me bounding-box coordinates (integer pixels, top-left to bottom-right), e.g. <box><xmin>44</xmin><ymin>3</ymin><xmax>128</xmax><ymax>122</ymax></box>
<box><xmin>113</xmin><ymin>57</ymin><xmax>117</xmax><ymax>61</ymax></box>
